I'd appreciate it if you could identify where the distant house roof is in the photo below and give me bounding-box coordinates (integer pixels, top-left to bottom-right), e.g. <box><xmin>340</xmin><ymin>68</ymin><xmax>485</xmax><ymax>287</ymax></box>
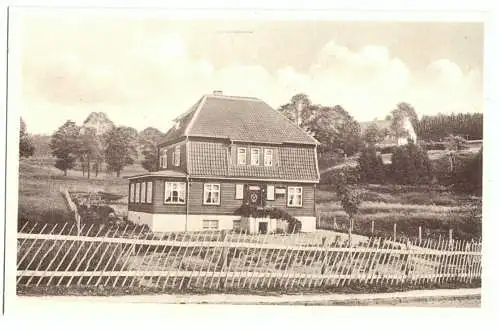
<box><xmin>161</xmin><ymin>94</ymin><xmax>319</xmax><ymax>145</ymax></box>
<box><xmin>359</xmin><ymin>119</ymin><xmax>392</xmax><ymax>134</ymax></box>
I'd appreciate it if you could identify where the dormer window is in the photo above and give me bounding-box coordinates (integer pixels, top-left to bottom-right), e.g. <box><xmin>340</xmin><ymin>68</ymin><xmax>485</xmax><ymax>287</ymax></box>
<box><xmin>264</xmin><ymin>149</ymin><xmax>273</xmax><ymax>166</ymax></box>
<box><xmin>251</xmin><ymin>148</ymin><xmax>260</xmax><ymax>165</ymax></box>
<box><xmin>174</xmin><ymin>146</ymin><xmax>181</xmax><ymax>166</ymax></box>
<box><xmin>160</xmin><ymin>149</ymin><xmax>168</xmax><ymax>169</ymax></box>
<box><xmin>237</xmin><ymin>147</ymin><xmax>247</xmax><ymax>165</ymax></box>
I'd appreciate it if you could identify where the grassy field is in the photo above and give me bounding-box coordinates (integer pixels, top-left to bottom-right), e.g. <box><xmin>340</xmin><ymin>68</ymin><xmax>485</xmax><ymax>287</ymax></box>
<box><xmin>316</xmin><ymin>184</ymin><xmax>481</xmax><ymax>240</ymax></box>
<box><xmin>17</xmin><ymin>159</ymin><xmax>140</xmax><ymax>225</ymax></box>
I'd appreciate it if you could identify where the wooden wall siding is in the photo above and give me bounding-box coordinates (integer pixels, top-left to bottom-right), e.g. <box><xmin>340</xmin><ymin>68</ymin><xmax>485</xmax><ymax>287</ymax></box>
<box><xmin>265</xmin><ymin>183</ymin><xmax>315</xmax><ymax>217</ymax></box>
<box><xmin>187</xmin><ymin>180</ymin><xmax>315</xmax><ymax>217</ymax></box>
<box><xmin>152</xmin><ymin>178</ymin><xmax>188</xmax><ymax>215</ymax></box>
<box><xmin>159</xmin><ymin>141</ymin><xmax>188</xmax><ymax>173</ymax></box>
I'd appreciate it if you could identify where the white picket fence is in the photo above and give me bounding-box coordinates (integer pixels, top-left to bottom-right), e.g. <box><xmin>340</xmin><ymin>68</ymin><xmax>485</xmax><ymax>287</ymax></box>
<box><xmin>16</xmin><ymin>223</ymin><xmax>482</xmax><ymax>291</ymax></box>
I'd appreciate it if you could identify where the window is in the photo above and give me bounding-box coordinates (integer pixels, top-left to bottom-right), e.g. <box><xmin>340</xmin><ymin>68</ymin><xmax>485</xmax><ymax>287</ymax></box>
<box><xmin>146</xmin><ymin>181</ymin><xmax>153</xmax><ymax>203</ymax></box>
<box><xmin>287</xmin><ymin>186</ymin><xmax>303</xmax><ymax>207</ymax></box>
<box><xmin>129</xmin><ymin>183</ymin><xmax>134</xmax><ymax>203</ymax></box>
<box><xmin>160</xmin><ymin>149</ymin><xmax>168</xmax><ymax>169</ymax></box>
<box><xmin>237</xmin><ymin>147</ymin><xmax>247</xmax><ymax>165</ymax></box>
<box><xmin>140</xmin><ymin>182</ymin><xmax>146</xmax><ymax>203</ymax></box>
<box><xmin>203</xmin><ymin>220</ymin><xmax>219</xmax><ymax>230</ymax></box>
<box><xmin>134</xmin><ymin>183</ymin><xmax>140</xmax><ymax>203</ymax></box>
<box><xmin>251</xmin><ymin>148</ymin><xmax>260</xmax><ymax>165</ymax></box>
<box><xmin>235</xmin><ymin>184</ymin><xmax>244</xmax><ymax>199</ymax></box>
<box><xmin>264</xmin><ymin>149</ymin><xmax>273</xmax><ymax>166</ymax></box>
<box><xmin>164</xmin><ymin>182</ymin><xmax>186</xmax><ymax>204</ymax></box>
<box><xmin>174</xmin><ymin>146</ymin><xmax>181</xmax><ymax>167</ymax></box>
<box><xmin>204</xmin><ymin>183</ymin><xmax>221</xmax><ymax>205</ymax></box>
<box><xmin>266</xmin><ymin>185</ymin><xmax>275</xmax><ymax>201</ymax></box>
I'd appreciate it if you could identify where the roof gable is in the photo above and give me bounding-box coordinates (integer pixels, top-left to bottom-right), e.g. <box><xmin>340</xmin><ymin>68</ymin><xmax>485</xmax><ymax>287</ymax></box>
<box><xmin>162</xmin><ymin>94</ymin><xmax>319</xmax><ymax>145</ymax></box>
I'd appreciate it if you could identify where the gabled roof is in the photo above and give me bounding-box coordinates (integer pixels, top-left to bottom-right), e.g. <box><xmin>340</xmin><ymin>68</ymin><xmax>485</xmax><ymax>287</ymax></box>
<box><xmin>161</xmin><ymin>94</ymin><xmax>319</xmax><ymax>145</ymax></box>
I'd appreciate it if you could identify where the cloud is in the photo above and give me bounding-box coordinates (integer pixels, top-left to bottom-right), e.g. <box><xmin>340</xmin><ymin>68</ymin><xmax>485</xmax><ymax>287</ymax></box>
<box><xmin>20</xmin><ymin>26</ymin><xmax>483</xmax><ymax>135</ymax></box>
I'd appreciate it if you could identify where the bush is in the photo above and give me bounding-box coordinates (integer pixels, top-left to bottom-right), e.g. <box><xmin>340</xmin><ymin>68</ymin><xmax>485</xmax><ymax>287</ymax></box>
<box><xmin>391</xmin><ymin>142</ymin><xmax>432</xmax><ymax>185</ymax></box>
<box><xmin>320</xmin><ymin>165</ymin><xmax>360</xmax><ymax>191</ymax></box>
<box><xmin>358</xmin><ymin>146</ymin><xmax>386</xmax><ymax>184</ymax></box>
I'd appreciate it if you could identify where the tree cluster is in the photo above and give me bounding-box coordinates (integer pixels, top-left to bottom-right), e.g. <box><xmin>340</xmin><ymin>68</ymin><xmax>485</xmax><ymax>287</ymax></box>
<box><xmin>49</xmin><ymin>120</ymin><xmax>140</xmax><ymax>177</ymax></box>
<box><xmin>390</xmin><ymin>141</ymin><xmax>433</xmax><ymax>185</ymax></box>
<box><xmin>417</xmin><ymin>113</ymin><xmax>482</xmax><ymax>141</ymax></box>
<box><xmin>277</xmin><ymin>94</ymin><xmax>362</xmax><ymax>157</ymax></box>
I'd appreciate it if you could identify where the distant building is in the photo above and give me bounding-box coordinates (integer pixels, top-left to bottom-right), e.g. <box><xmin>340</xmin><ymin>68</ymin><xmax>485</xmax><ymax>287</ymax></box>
<box><xmin>126</xmin><ymin>91</ymin><xmax>320</xmax><ymax>233</ymax></box>
<box><xmin>359</xmin><ymin>117</ymin><xmax>417</xmax><ymax>147</ymax></box>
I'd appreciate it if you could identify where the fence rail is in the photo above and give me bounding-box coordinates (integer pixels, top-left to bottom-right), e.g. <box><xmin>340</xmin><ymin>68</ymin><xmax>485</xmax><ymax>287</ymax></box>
<box><xmin>17</xmin><ymin>223</ymin><xmax>482</xmax><ymax>291</ymax></box>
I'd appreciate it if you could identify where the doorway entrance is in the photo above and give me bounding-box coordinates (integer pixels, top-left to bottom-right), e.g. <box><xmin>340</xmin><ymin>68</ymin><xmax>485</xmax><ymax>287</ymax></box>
<box><xmin>258</xmin><ymin>221</ymin><xmax>268</xmax><ymax>234</ymax></box>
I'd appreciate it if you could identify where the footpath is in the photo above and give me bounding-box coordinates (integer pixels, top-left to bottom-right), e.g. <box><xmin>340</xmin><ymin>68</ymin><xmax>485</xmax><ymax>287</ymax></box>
<box><xmin>16</xmin><ymin>288</ymin><xmax>480</xmax><ymax>306</ymax></box>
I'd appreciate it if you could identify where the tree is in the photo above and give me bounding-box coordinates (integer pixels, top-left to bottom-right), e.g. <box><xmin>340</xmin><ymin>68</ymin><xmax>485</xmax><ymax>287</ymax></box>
<box><xmin>390</xmin><ymin>102</ymin><xmax>419</xmax><ymax>141</ymax></box>
<box><xmin>104</xmin><ymin>126</ymin><xmax>138</xmax><ymax>177</ymax></box>
<box><xmin>454</xmin><ymin>148</ymin><xmax>482</xmax><ymax>196</ymax></box>
<box><xmin>363</xmin><ymin>123</ymin><xmax>384</xmax><ymax>145</ymax></box>
<box><xmin>50</xmin><ymin>120</ymin><xmax>80</xmax><ymax>176</ymax></box>
<box><xmin>278</xmin><ymin>95</ymin><xmax>362</xmax><ymax>157</ymax></box>
<box><xmin>139</xmin><ymin>127</ymin><xmax>165</xmax><ymax>172</ymax></box>
<box><xmin>277</xmin><ymin>93</ymin><xmax>314</xmax><ymax>127</ymax></box>
<box><xmin>77</xmin><ymin>127</ymin><xmax>100</xmax><ymax>179</ymax></box>
<box><xmin>337</xmin><ymin>185</ymin><xmax>362</xmax><ymax>247</ymax></box>
<box><xmin>19</xmin><ymin>117</ymin><xmax>35</xmax><ymax>158</ymax></box>
<box><xmin>444</xmin><ymin>134</ymin><xmax>468</xmax><ymax>172</ymax></box>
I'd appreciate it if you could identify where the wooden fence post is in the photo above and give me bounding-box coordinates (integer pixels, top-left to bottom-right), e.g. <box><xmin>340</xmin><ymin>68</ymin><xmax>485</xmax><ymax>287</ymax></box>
<box><xmin>449</xmin><ymin>229</ymin><xmax>453</xmax><ymax>246</ymax></box>
<box><xmin>393</xmin><ymin>223</ymin><xmax>397</xmax><ymax>241</ymax></box>
<box><xmin>371</xmin><ymin>220</ymin><xmax>374</xmax><ymax>235</ymax></box>
<box><xmin>418</xmin><ymin>226</ymin><xmax>422</xmax><ymax>244</ymax></box>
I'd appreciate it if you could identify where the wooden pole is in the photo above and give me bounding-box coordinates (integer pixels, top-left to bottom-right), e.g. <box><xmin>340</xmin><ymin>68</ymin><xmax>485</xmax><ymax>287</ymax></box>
<box><xmin>449</xmin><ymin>229</ymin><xmax>453</xmax><ymax>248</ymax></box>
<box><xmin>371</xmin><ymin>220</ymin><xmax>374</xmax><ymax>235</ymax></box>
<box><xmin>348</xmin><ymin>217</ymin><xmax>353</xmax><ymax>248</ymax></box>
<box><xmin>393</xmin><ymin>223</ymin><xmax>397</xmax><ymax>241</ymax></box>
<box><xmin>418</xmin><ymin>226</ymin><xmax>422</xmax><ymax>244</ymax></box>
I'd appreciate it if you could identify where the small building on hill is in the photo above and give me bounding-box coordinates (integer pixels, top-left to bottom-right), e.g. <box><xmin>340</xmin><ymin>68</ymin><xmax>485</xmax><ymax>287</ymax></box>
<box><xmin>360</xmin><ymin>117</ymin><xmax>417</xmax><ymax>147</ymax></box>
<box><xmin>127</xmin><ymin>91</ymin><xmax>320</xmax><ymax>233</ymax></box>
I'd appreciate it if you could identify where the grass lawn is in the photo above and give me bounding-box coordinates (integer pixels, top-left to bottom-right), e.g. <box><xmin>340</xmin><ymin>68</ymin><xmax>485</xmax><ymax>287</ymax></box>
<box><xmin>17</xmin><ymin>159</ymin><xmax>138</xmax><ymax>225</ymax></box>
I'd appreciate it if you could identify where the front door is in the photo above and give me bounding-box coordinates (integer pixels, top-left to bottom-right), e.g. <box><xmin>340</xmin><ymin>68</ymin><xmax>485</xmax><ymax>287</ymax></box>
<box><xmin>246</xmin><ymin>184</ymin><xmax>263</xmax><ymax>208</ymax></box>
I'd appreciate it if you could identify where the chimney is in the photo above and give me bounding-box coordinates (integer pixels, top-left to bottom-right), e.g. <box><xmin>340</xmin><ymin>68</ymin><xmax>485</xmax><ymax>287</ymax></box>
<box><xmin>213</xmin><ymin>90</ymin><xmax>223</xmax><ymax>96</ymax></box>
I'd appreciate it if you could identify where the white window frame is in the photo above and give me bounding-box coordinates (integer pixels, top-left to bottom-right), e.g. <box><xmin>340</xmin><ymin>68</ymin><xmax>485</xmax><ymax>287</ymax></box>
<box><xmin>237</xmin><ymin>147</ymin><xmax>247</xmax><ymax>165</ymax></box>
<box><xmin>140</xmin><ymin>182</ymin><xmax>146</xmax><ymax>203</ymax></box>
<box><xmin>160</xmin><ymin>150</ymin><xmax>168</xmax><ymax>169</ymax></box>
<box><xmin>287</xmin><ymin>186</ymin><xmax>303</xmax><ymax>207</ymax></box>
<box><xmin>146</xmin><ymin>181</ymin><xmax>153</xmax><ymax>203</ymax></box>
<box><xmin>266</xmin><ymin>185</ymin><xmax>275</xmax><ymax>201</ymax></box>
<box><xmin>174</xmin><ymin>146</ymin><xmax>181</xmax><ymax>167</ymax></box>
<box><xmin>164</xmin><ymin>182</ymin><xmax>186</xmax><ymax>204</ymax></box>
<box><xmin>129</xmin><ymin>183</ymin><xmax>134</xmax><ymax>203</ymax></box>
<box><xmin>250</xmin><ymin>148</ymin><xmax>260</xmax><ymax>165</ymax></box>
<box><xmin>264</xmin><ymin>148</ymin><xmax>273</xmax><ymax>166</ymax></box>
<box><xmin>235</xmin><ymin>184</ymin><xmax>244</xmax><ymax>200</ymax></box>
<box><xmin>134</xmin><ymin>183</ymin><xmax>140</xmax><ymax>203</ymax></box>
<box><xmin>202</xmin><ymin>220</ymin><xmax>219</xmax><ymax>230</ymax></box>
<box><xmin>203</xmin><ymin>183</ymin><xmax>221</xmax><ymax>205</ymax></box>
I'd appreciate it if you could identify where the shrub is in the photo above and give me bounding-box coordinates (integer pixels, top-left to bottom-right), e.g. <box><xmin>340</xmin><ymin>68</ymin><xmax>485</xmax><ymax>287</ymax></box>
<box><xmin>358</xmin><ymin>146</ymin><xmax>386</xmax><ymax>184</ymax></box>
<box><xmin>391</xmin><ymin>142</ymin><xmax>432</xmax><ymax>185</ymax></box>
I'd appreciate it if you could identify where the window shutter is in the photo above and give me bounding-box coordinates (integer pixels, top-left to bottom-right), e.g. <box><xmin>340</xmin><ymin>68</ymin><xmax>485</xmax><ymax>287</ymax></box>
<box><xmin>235</xmin><ymin>184</ymin><xmax>244</xmax><ymax>199</ymax></box>
<box><xmin>266</xmin><ymin>185</ymin><xmax>275</xmax><ymax>201</ymax></box>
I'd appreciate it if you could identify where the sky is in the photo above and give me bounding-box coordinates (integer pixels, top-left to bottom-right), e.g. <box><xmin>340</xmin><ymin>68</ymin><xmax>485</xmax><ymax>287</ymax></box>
<box><xmin>15</xmin><ymin>9</ymin><xmax>484</xmax><ymax>135</ymax></box>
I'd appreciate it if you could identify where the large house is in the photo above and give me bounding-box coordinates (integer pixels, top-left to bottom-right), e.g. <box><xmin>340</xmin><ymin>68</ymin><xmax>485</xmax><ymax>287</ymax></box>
<box><xmin>127</xmin><ymin>91</ymin><xmax>320</xmax><ymax>233</ymax></box>
<box><xmin>359</xmin><ymin>117</ymin><xmax>417</xmax><ymax>147</ymax></box>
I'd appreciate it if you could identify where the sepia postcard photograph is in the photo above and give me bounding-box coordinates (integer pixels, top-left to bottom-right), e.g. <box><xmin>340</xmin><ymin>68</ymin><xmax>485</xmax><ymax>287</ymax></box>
<box><xmin>2</xmin><ymin>4</ymin><xmax>495</xmax><ymax>321</ymax></box>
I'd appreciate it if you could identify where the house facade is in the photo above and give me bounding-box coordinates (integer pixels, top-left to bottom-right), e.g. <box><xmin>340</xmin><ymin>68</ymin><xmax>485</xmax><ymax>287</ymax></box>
<box><xmin>360</xmin><ymin>117</ymin><xmax>417</xmax><ymax>147</ymax></box>
<box><xmin>127</xmin><ymin>92</ymin><xmax>320</xmax><ymax>233</ymax></box>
